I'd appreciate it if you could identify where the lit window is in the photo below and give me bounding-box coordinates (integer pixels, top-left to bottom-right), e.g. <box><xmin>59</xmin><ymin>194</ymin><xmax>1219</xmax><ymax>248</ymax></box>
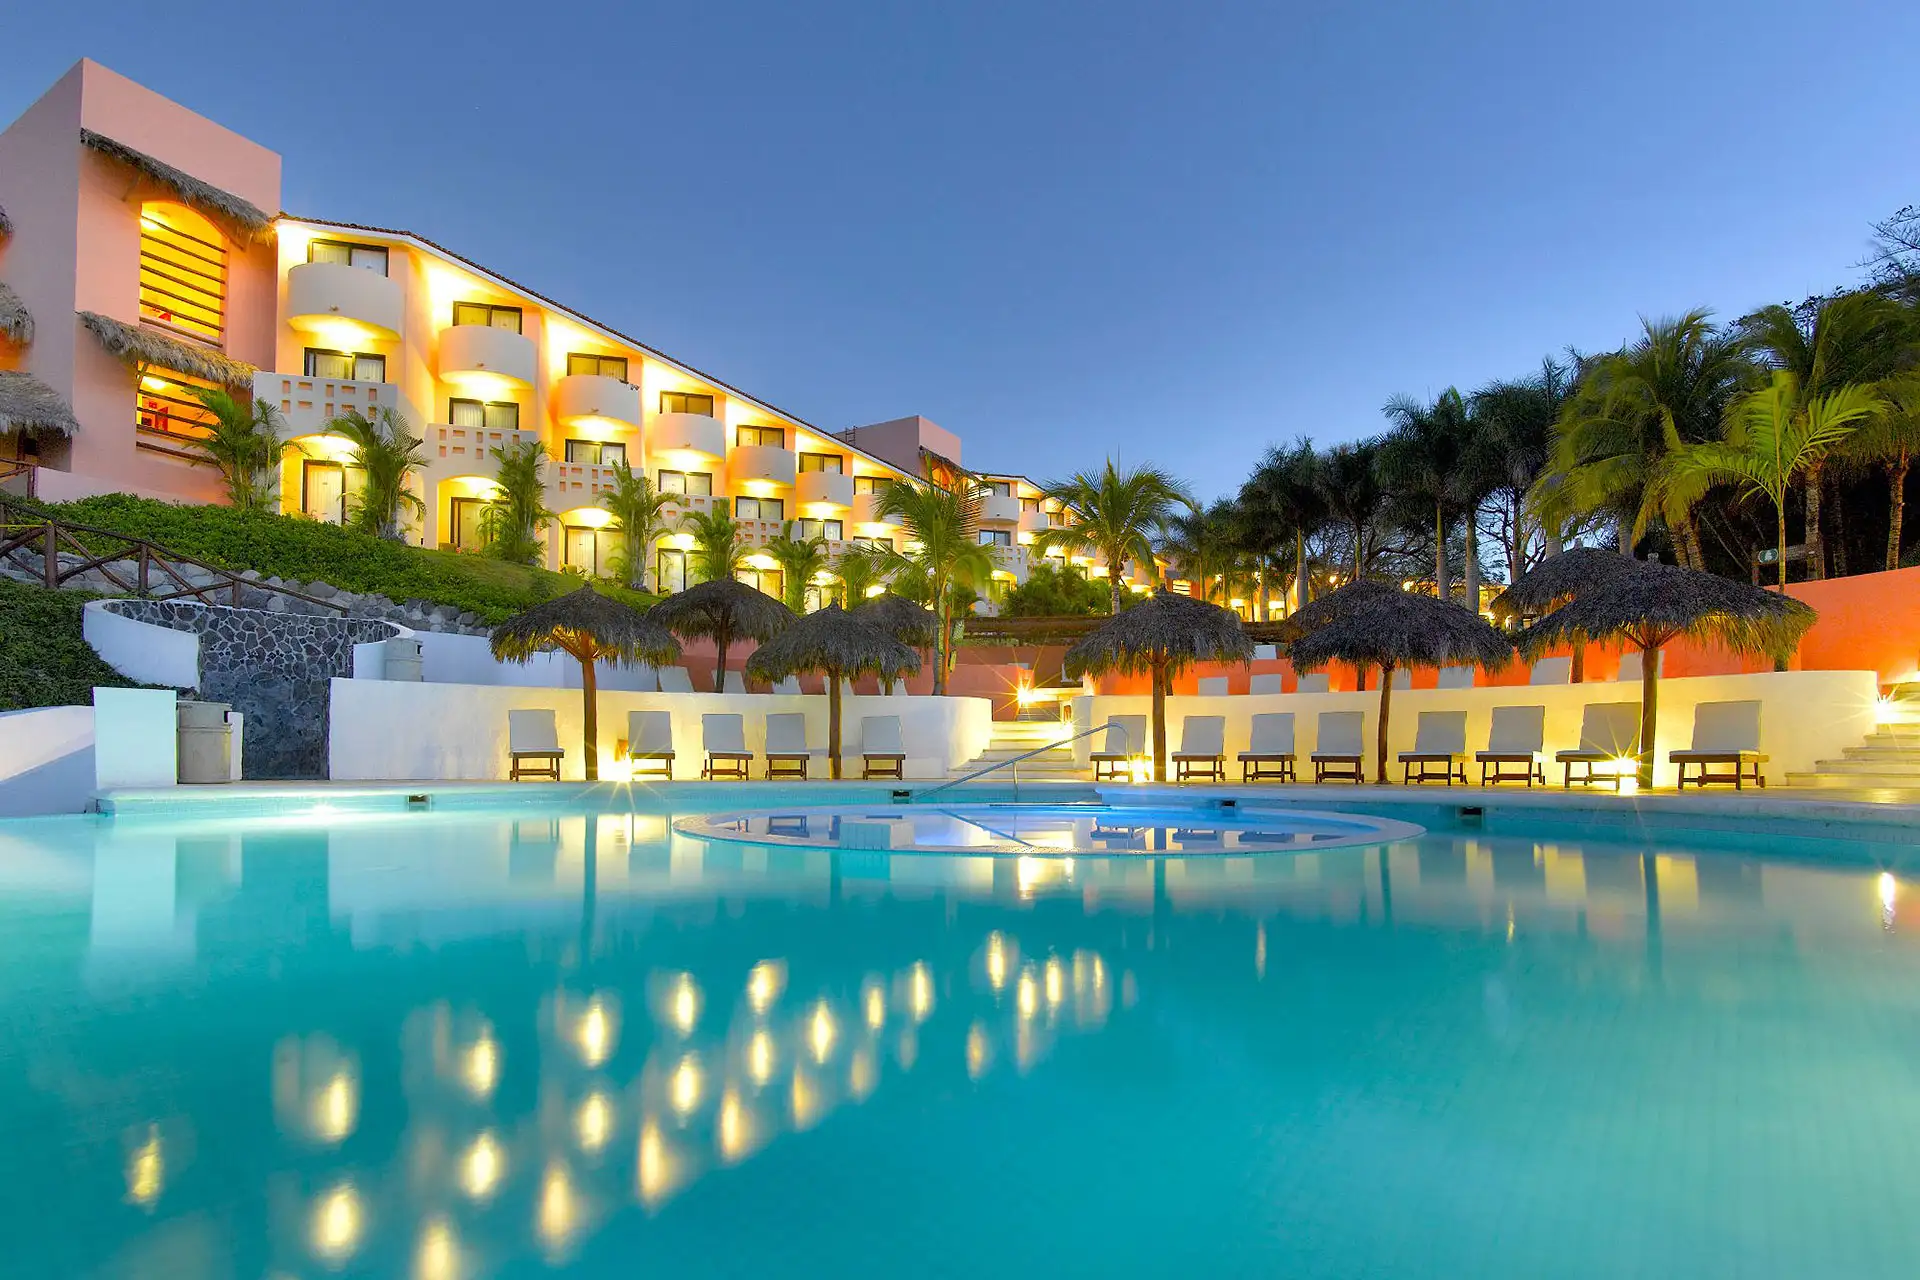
<box><xmin>308</xmin><ymin>239</ymin><xmax>389</xmax><ymax>276</ymax></box>
<box><xmin>853</xmin><ymin>536</ymin><xmax>894</xmax><ymax>553</ymax></box>
<box><xmin>660</xmin><ymin>391</ymin><xmax>714</xmax><ymax>416</ymax></box>
<box><xmin>449</xmin><ymin>398</ymin><xmax>519</xmax><ymax>432</ymax></box>
<box><xmin>565</xmin><ymin>439</ymin><xmax>625</xmax><ymax>466</ymax></box>
<box><xmin>304</xmin><ymin>348</ymin><xmax>385</xmax><ymax>383</ymax></box>
<box><xmin>138</xmin><ymin>204</ymin><xmax>226</xmax><ymax>345</ymax></box>
<box><xmin>658</xmin><ymin>470</ymin><xmax>712</xmax><ymax>497</ymax></box>
<box><xmin>798</xmin><ymin>453</ymin><xmax>843</xmax><ymax>473</ymax></box>
<box><xmin>736</xmin><ymin>425</ymin><xmax>786</xmax><ymax>449</ymax></box>
<box><xmin>980</xmin><ymin>530</ymin><xmax>1012</xmax><ymax>547</ymax></box>
<box><xmin>451</xmin><ymin>302</ymin><xmax>522</xmax><ymax>333</ymax></box>
<box><xmin>133</xmin><ymin>366</ymin><xmax>220</xmax><ymax>445</ymax></box>
<box><xmin>852</xmin><ymin>476</ymin><xmax>886</xmax><ymax>495</ymax></box>
<box><xmin>564</xmin><ymin>525</ymin><xmax>614</xmax><ymax>575</ymax></box>
<box><xmin>735</xmin><ymin>496</ymin><xmax>784</xmax><ymax>522</ymax></box>
<box><xmin>656</xmin><ymin>547</ymin><xmax>687</xmax><ymax>592</ymax></box>
<box><xmin>567</xmin><ymin>353</ymin><xmax>629</xmax><ymax>380</ymax></box>
<box><xmin>796</xmin><ymin>518</ymin><xmax>843</xmax><ymax>542</ymax></box>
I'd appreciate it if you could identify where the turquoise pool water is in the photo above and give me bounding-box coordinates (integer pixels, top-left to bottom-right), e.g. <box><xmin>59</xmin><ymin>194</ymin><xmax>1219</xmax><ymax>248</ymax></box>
<box><xmin>3</xmin><ymin>796</ymin><xmax>1920</xmax><ymax>1276</ymax></box>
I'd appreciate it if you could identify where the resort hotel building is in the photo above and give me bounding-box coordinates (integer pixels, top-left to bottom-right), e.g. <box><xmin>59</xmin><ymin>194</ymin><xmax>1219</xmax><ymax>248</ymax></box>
<box><xmin>0</xmin><ymin>60</ymin><xmax>1151</xmax><ymax>605</ymax></box>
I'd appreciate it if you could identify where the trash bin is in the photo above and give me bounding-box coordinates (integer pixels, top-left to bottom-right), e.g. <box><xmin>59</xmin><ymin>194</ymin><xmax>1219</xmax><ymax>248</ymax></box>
<box><xmin>383</xmin><ymin>636</ymin><xmax>424</xmax><ymax>682</ymax></box>
<box><xmin>177</xmin><ymin>699</ymin><xmax>233</xmax><ymax>784</ymax></box>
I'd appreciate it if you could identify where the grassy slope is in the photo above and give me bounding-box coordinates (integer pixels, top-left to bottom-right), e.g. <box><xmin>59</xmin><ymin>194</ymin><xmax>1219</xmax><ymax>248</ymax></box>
<box><xmin>0</xmin><ymin>580</ymin><xmax>145</xmax><ymax>710</ymax></box>
<box><xmin>25</xmin><ymin>494</ymin><xmax>655</xmax><ymax>622</ymax></box>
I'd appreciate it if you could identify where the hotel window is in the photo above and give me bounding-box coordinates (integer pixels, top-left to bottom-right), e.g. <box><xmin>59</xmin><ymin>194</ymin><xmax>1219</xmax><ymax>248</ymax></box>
<box><xmin>301</xmin><ymin>459</ymin><xmax>361</xmax><ymax>525</ymax></box>
<box><xmin>980</xmin><ymin>530</ymin><xmax>1012</xmax><ymax>547</ymax></box>
<box><xmin>451</xmin><ymin>302</ymin><xmax>522</xmax><ymax>333</ymax></box>
<box><xmin>449</xmin><ymin>398</ymin><xmax>520</xmax><ymax>432</ymax></box>
<box><xmin>660</xmin><ymin>391</ymin><xmax>714</xmax><ymax>416</ymax></box>
<box><xmin>658</xmin><ymin>470</ymin><xmax>713</xmax><ymax>496</ymax></box>
<box><xmin>1021</xmin><ymin>497</ymin><xmax>1041</xmax><ymax>513</ymax></box>
<box><xmin>448</xmin><ymin>497</ymin><xmax>490</xmax><ymax>551</ymax></box>
<box><xmin>796</xmin><ymin>518</ymin><xmax>844</xmax><ymax>542</ymax></box>
<box><xmin>656</xmin><ymin>547</ymin><xmax>687</xmax><ymax>593</ymax></box>
<box><xmin>568</xmin><ymin>353</ymin><xmax>629</xmax><ymax>381</ymax></box>
<box><xmin>986</xmin><ymin>480</ymin><xmax>1012</xmax><ymax>497</ymax></box>
<box><xmin>797</xmin><ymin>453</ymin><xmax>843</xmax><ymax>473</ymax></box>
<box><xmin>852</xmin><ymin>476</ymin><xmax>886</xmax><ymax>495</ymax></box>
<box><xmin>564</xmin><ymin>524</ymin><xmax>614</xmax><ymax>576</ymax></box>
<box><xmin>736</xmin><ymin>425</ymin><xmax>785</xmax><ymax>449</ymax></box>
<box><xmin>735</xmin><ymin>496</ymin><xmax>784</xmax><ymax>522</ymax></box>
<box><xmin>308</xmin><ymin>239</ymin><xmax>389</xmax><ymax>276</ymax></box>
<box><xmin>737</xmin><ymin>567</ymin><xmax>784</xmax><ymax>598</ymax></box>
<box><xmin>138</xmin><ymin>203</ymin><xmax>226</xmax><ymax>345</ymax></box>
<box><xmin>852</xmin><ymin>536</ymin><xmax>894</xmax><ymax>553</ymax></box>
<box><xmin>134</xmin><ymin>366</ymin><xmax>221</xmax><ymax>446</ymax></box>
<box><xmin>564</xmin><ymin>439</ymin><xmax>626</xmax><ymax>466</ymax></box>
<box><xmin>304</xmin><ymin>348</ymin><xmax>387</xmax><ymax>383</ymax></box>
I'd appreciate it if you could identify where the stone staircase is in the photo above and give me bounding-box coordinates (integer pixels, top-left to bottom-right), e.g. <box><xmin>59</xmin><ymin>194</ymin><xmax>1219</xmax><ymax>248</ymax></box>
<box><xmin>947</xmin><ymin>719</ymin><xmax>1085</xmax><ymax>781</ymax></box>
<box><xmin>1785</xmin><ymin>683</ymin><xmax>1920</xmax><ymax>789</ymax></box>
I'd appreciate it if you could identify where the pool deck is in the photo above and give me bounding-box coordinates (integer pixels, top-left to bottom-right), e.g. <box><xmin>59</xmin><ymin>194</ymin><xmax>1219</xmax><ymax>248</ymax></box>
<box><xmin>81</xmin><ymin>777</ymin><xmax>1920</xmax><ymax>842</ymax></box>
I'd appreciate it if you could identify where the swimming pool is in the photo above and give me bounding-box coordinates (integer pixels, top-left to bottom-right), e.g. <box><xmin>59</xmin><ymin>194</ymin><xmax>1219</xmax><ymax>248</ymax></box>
<box><xmin>4</xmin><ymin>791</ymin><xmax>1919</xmax><ymax>1276</ymax></box>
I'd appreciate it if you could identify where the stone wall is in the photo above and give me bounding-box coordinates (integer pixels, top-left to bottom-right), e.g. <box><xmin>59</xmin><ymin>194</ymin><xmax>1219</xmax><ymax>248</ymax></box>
<box><xmin>102</xmin><ymin>600</ymin><xmax>400</xmax><ymax>780</ymax></box>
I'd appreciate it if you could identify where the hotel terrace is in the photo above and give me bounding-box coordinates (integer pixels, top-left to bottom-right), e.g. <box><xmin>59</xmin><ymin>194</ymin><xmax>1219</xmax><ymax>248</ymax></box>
<box><xmin>0</xmin><ymin>60</ymin><xmax>1152</xmax><ymax>607</ymax></box>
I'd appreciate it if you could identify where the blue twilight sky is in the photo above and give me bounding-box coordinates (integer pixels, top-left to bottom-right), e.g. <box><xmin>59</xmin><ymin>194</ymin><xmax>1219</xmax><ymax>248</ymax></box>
<box><xmin>5</xmin><ymin>1</ymin><xmax>1917</xmax><ymax>499</ymax></box>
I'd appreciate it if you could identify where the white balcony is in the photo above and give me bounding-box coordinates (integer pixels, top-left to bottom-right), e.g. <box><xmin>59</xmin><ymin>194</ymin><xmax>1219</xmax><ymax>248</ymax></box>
<box><xmin>661</xmin><ymin>491</ymin><xmax>726</xmax><ymax>524</ymax></box>
<box><xmin>981</xmin><ymin>493</ymin><xmax>1021</xmax><ymax>524</ymax></box>
<box><xmin>852</xmin><ymin>492</ymin><xmax>888</xmax><ymax>526</ymax></box>
<box><xmin>795</xmin><ymin>469</ymin><xmax>853</xmax><ymax>512</ymax></box>
<box><xmin>439</xmin><ymin>324</ymin><xmax>536</xmax><ymax>390</ymax></box>
<box><xmin>254</xmin><ymin>373</ymin><xmax>406</xmax><ymax>437</ymax></box>
<box><xmin>285</xmin><ymin>261</ymin><xmax>403</xmax><ymax>343</ymax></box>
<box><xmin>649</xmin><ymin>411</ymin><xmax>725</xmax><ymax>464</ymax></box>
<box><xmin>730</xmin><ymin>444</ymin><xmax>797</xmax><ymax>488</ymax></box>
<box><xmin>548</xmin><ymin>459</ymin><xmax>622</xmax><ymax>511</ymax></box>
<box><xmin>553</xmin><ymin>374</ymin><xmax>641</xmax><ymax>430</ymax></box>
<box><xmin>427</xmin><ymin>422</ymin><xmax>541</xmax><ymax>478</ymax></box>
<box><xmin>1019</xmin><ymin>507</ymin><xmax>1047</xmax><ymax>534</ymax></box>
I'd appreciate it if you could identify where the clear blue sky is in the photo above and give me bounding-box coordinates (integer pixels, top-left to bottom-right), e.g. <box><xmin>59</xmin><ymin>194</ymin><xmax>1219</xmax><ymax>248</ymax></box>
<box><xmin>7</xmin><ymin>1</ymin><xmax>1916</xmax><ymax>499</ymax></box>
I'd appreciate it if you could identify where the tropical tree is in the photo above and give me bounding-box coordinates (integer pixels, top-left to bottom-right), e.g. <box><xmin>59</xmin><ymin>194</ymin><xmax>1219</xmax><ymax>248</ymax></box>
<box><xmin>1380</xmin><ymin>387</ymin><xmax>1478</xmax><ymax>602</ymax></box>
<box><xmin>599</xmin><ymin>460</ymin><xmax>674</xmax><ymax>590</ymax></box>
<box><xmin>875</xmin><ymin>476</ymin><xmax>995</xmax><ymax>695</ymax></box>
<box><xmin>832</xmin><ymin>541</ymin><xmax>889</xmax><ymax>606</ymax></box>
<box><xmin>1846</xmin><ymin>377</ymin><xmax>1920</xmax><ymax>570</ymax></box>
<box><xmin>1738</xmin><ymin>291</ymin><xmax>1911</xmax><ymax>578</ymax></box>
<box><xmin>1001</xmin><ymin>562</ymin><xmax>1108</xmax><ymax>617</ymax></box>
<box><xmin>1239</xmin><ymin>438</ymin><xmax>1325</xmax><ymax>612</ymax></box>
<box><xmin>1665</xmin><ymin>372</ymin><xmax>1883</xmax><ymax>588</ymax></box>
<box><xmin>479</xmin><ymin>440</ymin><xmax>552</xmax><ymax>565</ymax></box>
<box><xmin>321</xmin><ymin>406</ymin><xmax>424</xmax><ymax>540</ymax></box>
<box><xmin>765</xmin><ymin>521</ymin><xmax>831</xmax><ymax>612</ymax></box>
<box><xmin>1537</xmin><ymin>310</ymin><xmax>1754</xmax><ymax>568</ymax></box>
<box><xmin>1314</xmin><ymin>439</ymin><xmax>1390</xmax><ymax>582</ymax></box>
<box><xmin>1032</xmin><ymin>460</ymin><xmax>1194</xmax><ymax>615</ymax></box>
<box><xmin>189</xmin><ymin>388</ymin><xmax>285</xmax><ymax>511</ymax></box>
<box><xmin>679</xmin><ymin>506</ymin><xmax>746</xmax><ymax>583</ymax></box>
<box><xmin>1158</xmin><ymin>500</ymin><xmax>1240</xmax><ymax>605</ymax></box>
<box><xmin>1471</xmin><ymin>354</ymin><xmax>1579</xmax><ymax>580</ymax></box>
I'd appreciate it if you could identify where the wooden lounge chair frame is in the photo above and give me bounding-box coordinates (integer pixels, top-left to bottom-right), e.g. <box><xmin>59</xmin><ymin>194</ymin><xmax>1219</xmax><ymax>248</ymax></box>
<box><xmin>764</xmin><ymin>713</ymin><xmax>813</xmax><ymax>780</ymax></box>
<box><xmin>862</xmin><ymin>717</ymin><xmax>906</xmax><ymax>779</ymax></box>
<box><xmin>1239</xmin><ymin>713</ymin><xmax>1297</xmax><ymax>782</ymax></box>
<box><xmin>1090</xmin><ymin>716</ymin><xmax>1146</xmax><ymax>782</ymax></box>
<box><xmin>1669</xmin><ymin>700</ymin><xmax>1767</xmax><ymax>790</ymax></box>
<box><xmin>625</xmin><ymin>711</ymin><xmax>674</xmax><ymax>780</ymax></box>
<box><xmin>1171</xmin><ymin>716</ymin><xmax>1226</xmax><ymax>782</ymax></box>
<box><xmin>1400</xmin><ymin>711</ymin><xmax>1468</xmax><ymax>785</ymax></box>
<box><xmin>701</xmin><ymin>713</ymin><xmax>753</xmax><ymax>780</ymax></box>
<box><xmin>508</xmin><ymin>709</ymin><xmax>564</xmax><ymax>781</ymax></box>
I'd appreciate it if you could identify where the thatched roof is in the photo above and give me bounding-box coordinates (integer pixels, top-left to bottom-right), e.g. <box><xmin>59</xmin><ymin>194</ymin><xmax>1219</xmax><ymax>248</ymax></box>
<box><xmin>1279</xmin><ymin>578</ymin><xmax>1401</xmax><ymax>638</ymax></box>
<box><xmin>1062</xmin><ymin>588</ymin><xmax>1253</xmax><ymax>678</ymax></box>
<box><xmin>1516</xmin><ymin>560</ymin><xmax>1816</xmax><ymax>662</ymax></box>
<box><xmin>0</xmin><ymin>371</ymin><xmax>81</xmax><ymax>438</ymax></box>
<box><xmin>78</xmin><ymin>310</ymin><xmax>257</xmax><ymax>390</ymax></box>
<box><xmin>490</xmin><ymin>585</ymin><xmax>681</xmax><ymax>665</ymax></box>
<box><xmin>0</xmin><ymin>281</ymin><xmax>29</xmax><ymax>344</ymax></box>
<box><xmin>1491</xmin><ymin>548</ymin><xmax>1641</xmax><ymax>621</ymax></box>
<box><xmin>745</xmin><ymin>604</ymin><xmax>922</xmax><ymax>681</ymax></box>
<box><xmin>648</xmin><ymin>577</ymin><xmax>795</xmax><ymax>642</ymax></box>
<box><xmin>1288</xmin><ymin>580</ymin><xmax>1515</xmax><ymax>672</ymax></box>
<box><xmin>853</xmin><ymin>592</ymin><xmax>939</xmax><ymax>647</ymax></box>
<box><xmin>80</xmin><ymin>129</ymin><xmax>274</xmax><ymax>245</ymax></box>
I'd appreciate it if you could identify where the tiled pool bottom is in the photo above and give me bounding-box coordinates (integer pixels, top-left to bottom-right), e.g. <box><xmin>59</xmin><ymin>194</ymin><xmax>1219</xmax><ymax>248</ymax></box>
<box><xmin>4</xmin><ymin>806</ymin><xmax>1920</xmax><ymax>1276</ymax></box>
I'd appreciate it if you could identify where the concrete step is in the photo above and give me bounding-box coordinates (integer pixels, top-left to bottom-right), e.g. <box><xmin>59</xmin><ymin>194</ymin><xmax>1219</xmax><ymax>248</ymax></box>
<box><xmin>1786</xmin><ymin>771</ymin><xmax>1920</xmax><ymax>789</ymax></box>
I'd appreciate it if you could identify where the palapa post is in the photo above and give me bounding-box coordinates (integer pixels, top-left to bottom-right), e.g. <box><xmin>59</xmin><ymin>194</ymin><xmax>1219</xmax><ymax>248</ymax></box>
<box><xmin>746</xmin><ymin>604</ymin><xmax>921</xmax><ymax>779</ymax></box>
<box><xmin>647</xmin><ymin>578</ymin><xmax>795</xmax><ymax>693</ymax></box>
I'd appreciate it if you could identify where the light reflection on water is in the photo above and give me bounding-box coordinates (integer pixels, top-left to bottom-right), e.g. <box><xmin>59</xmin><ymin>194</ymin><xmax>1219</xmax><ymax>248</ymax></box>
<box><xmin>0</xmin><ymin>808</ymin><xmax>1918</xmax><ymax>1277</ymax></box>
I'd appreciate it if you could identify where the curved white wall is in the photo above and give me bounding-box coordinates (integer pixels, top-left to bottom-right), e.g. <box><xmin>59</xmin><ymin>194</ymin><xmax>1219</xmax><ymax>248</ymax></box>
<box><xmin>84</xmin><ymin>600</ymin><xmax>198</xmax><ymax>689</ymax></box>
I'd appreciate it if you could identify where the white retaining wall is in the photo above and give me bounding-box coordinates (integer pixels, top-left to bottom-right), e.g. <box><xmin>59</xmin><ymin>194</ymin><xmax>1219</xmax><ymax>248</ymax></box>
<box><xmin>328</xmin><ymin>679</ymin><xmax>994</xmax><ymax>782</ymax></box>
<box><xmin>1073</xmin><ymin>669</ymin><xmax>1878</xmax><ymax>788</ymax></box>
<box><xmin>0</xmin><ymin>705</ymin><xmax>96</xmax><ymax>816</ymax></box>
<box><xmin>83</xmin><ymin>600</ymin><xmax>198</xmax><ymax>689</ymax></box>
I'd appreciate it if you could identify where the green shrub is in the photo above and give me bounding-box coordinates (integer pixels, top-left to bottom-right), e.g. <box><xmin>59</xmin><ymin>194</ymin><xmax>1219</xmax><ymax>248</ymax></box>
<box><xmin>1002</xmin><ymin>562</ymin><xmax>1110</xmax><ymax>617</ymax></box>
<box><xmin>0</xmin><ymin>580</ymin><xmax>146</xmax><ymax>710</ymax></box>
<box><xmin>18</xmin><ymin>494</ymin><xmax>655</xmax><ymax>622</ymax></box>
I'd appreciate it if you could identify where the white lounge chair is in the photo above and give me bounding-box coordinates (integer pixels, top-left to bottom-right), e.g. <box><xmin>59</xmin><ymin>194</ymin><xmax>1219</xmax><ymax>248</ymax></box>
<box><xmin>1311</xmin><ymin>710</ymin><xmax>1364</xmax><ymax>784</ymax></box>
<box><xmin>1617</xmin><ymin>650</ymin><xmax>1663</xmax><ymax>683</ymax></box>
<box><xmin>1529</xmin><ymin>657</ymin><xmax>1572</xmax><ymax>685</ymax></box>
<box><xmin>628</xmin><ymin>664</ymin><xmax>660</xmax><ymax>693</ymax></box>
<box><xmin>1296</xmin><ymin>672</ymin><xmax>1331</xmax><ymax>694</ymax></box>
<box><xmin>1399</xmin><ymin>710</ymin><xmax>1467</xmax><ymax>785</ymax></box>
<box><xmin>1476</xmin><ymin>705</ymin><xmax>1546</xmax><ymax>787</ymax></box>
<box><xmin>764</xmin><ymin>712</ymin><xmax>814</xmax><ymax>780</ymax></box>
<box><xmin>1670</xmin><ymin>700</ymin><xmax>1766</xmax><ymax>790</ymax></box>
<box><xmin>1238</xmin><ymin>712</ymin><xmax>1296</xmax><ymax>782</ymax></box>
<box><xmin>626</xmin><ymin>710</ymin><xmax>674</xmax><ymax>779</ymax></box>
<box><xmin>770</xmin><ymin>675</ymin><xmax>803</xmax><ymax>695</ymax></box>
<box><xmin>1390</xmin><ymin>668</ymin><xmax>1413</xmax><ymax>691</ymax></box>
<box><xmin>701</xmin><ymin>713</ymin><xmax>752</xmax><ymax>780</ymax></box>
<box><xmin>722</xmin><ymin>669</ymin><xmax>746</xmax><ymax>694</ymax></box>
<box><xmin>1090</xmin><ymin>715</ymin><xmax>1147</xmax><ymax>781</ymax></box>
<box><xmin>1252</xmin><ymin>644</ymin><xmax>1279</xmax><ymax>661</ymax></box>
<box><xmin>508</xmin><ymin>709</ymin><xmax>563</xmax><ymax>781</ymax></box>
<box><xmin>1437</xmin><ymin>665</ymin><xmax>1476</xmax><ymax>690</ymax></box>
<box><xmin>1556</xmin><ymin>702</ymin><xmax>1640</xmax><ymax>790</ymax></box>
<box><xmin>1172</xmin><ymin>715</ymin><xmax>1226</xmax><ymax>782</ymax></box>
<box><xmin>883</xmin><ymin>678</ymin><xmax>908</xmax><ymax>696</ymax></box>
<box><xmin>657</xmin><ymin>666</ymin><xmax>695</xmax><ymax>693</ymax></box>
<box><xmin>1195</xmin><ymin>676</ymin><xmax>1230</xmax><ymax>696</ymax></box>
<box><xmin>861</xmin><ymin>715</ymin><xmax>906</xmax><ymax>779</ymax></box>
<box><xmin>1249</xmin><ymin>673</ymin><xmax>1284</xmax><ymax>695</ymax></box>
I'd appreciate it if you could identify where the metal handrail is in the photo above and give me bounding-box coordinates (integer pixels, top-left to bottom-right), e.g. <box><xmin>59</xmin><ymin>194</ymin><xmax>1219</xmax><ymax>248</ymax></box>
<box><xmin>909</xmin><ymin>719</ymin><xmax>1123</xmax><ymax>803</ymax></box>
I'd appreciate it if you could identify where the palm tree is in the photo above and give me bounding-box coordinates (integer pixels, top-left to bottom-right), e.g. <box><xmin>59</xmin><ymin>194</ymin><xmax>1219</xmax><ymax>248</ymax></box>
<box><xmin>679</xmin><ymin>506</ymin><xmax>745</xmax><ymax>583</ymax></box>
<box><xmin>832</xmin><ymin>541</ymin><xmax>889</xmax><ymax>606</ymax></box>
<box><xmin>1314</xmin><ymin>439</ymin><xmax>1390</xmax><ymax>582</ymax></box>
<box><xmin>1740</xmin><ymin>291</ymin><xmax>1912</xmax><ymax>578</ymax></box>
<box><xmin>1846</xmin><ymin>377</ymin><xmax>1920</xmax><ymax>570</ymax></box>
<box><xmin>1471</xmin><ymin>354</ymin><xmax>1578</xmax><ymax>580</ymax></box>
<box><xmin>765</xmin><ymin>521</ymin><xmax>830</xmax><ymax>612</ymax></box>
<box><xmin>1158</xmin><ymin>501</ymin><xmax>1239</xmax><ymax>605</ymax></box>
<box><xmin>1538</xmin><ymin>310</ymin><xmax>1753</xmax><ymax>568</ymax></box>
<box><xmin>1665</xmin><ymin>372</ymin><xmax>1883</xmax><ymax>588</ymax></box>
<box><xmin>1239</xmin><ymin>439</ymin><xmax>1325</xmax><ymax>613</ymax></box>
<box><xmin>1032</xmin><ymin>460</ymin><xmax>1193</xmax><ymax>615</ymax></box>
<box><xmin>323</xmin><ymin>406</ymin><xmax>424</xmax><ymax>540</ymax></box>
<box><xmin>1380</xmin><ymin>387</ymin><xmax>1477</xmax><ymax>601</ymax></box>
<box><xmin>875</xmin><ymin>476</ymin><xmax>995</xmax><ymax>695</ymax></box>
<box><xmin>479</xmin><ymin>439</ymin><xmax>552</xmax><ymax>565</ymax></box>
<box><xmin>189</xmin><ymin>388</ymin><xmax>285</xmax><ymax>511</ymax></box>
<box><xmin>598</xmin><ymin>460</ymin><xmax>674</xmax><ymax>590</ymax></box>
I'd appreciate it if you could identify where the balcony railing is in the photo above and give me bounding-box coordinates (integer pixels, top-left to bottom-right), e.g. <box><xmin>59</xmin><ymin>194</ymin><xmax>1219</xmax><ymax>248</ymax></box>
<box><xmin>427</xmin><ymin>422</ymin><xmax>540</xmax><ymax>475</ymax></box>
<box><xmin>255</xmin><ymin>373</ymin><xmax>402</xmax><ymax>437</ymax></box>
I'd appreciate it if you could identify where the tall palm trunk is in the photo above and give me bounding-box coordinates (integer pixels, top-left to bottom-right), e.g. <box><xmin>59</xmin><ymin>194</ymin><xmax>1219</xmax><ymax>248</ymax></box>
<box><xmin>1774</xmin><ymin>502</ymin><xmax>1789</xmax><ymax>591</ymax></box>
<box><xmin>1463</xmin><ymin>513</ymin><xmax>1480</xmax><ymax>612</ymax></box>
<box><xmin>1294</xmin><ymin>529</ymin><xmax>1309</xmax><ymax>611</ymax></box>
<box><xmin>1106</xmin><ymin>543</ymin><xmax>1125</xmax><ymax>616</ymax></box>
<box><xmin>1804</xmin><ymin>462</ymin><xmax>1825</xmax><ymax>580</ymax></box>
<box><xmin>1888</xmin><ymin>456</ymin><xmax>1911</xmax><ymax>572</ymax></box>
<box><xmin>932</xmin><ymin>573</ymin><xmax>950</xmax><ymax>695</ymax></box>
<box><xmin>1433</xmin><ymin>503</ymin><xmax>1449</xmax><ymax>600</ymax></box>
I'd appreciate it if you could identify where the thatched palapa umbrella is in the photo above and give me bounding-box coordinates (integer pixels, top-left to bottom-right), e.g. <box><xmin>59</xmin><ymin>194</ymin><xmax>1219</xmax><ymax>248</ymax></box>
<box><xmin>855</xmin><ymin>592</ymin><xmax>939</xmax><ymax>690</ymax></box>
<box><xmin>1287</xmin><ymin>580</ymin><xmax>1514</xmax><ymax>783</ymax></box>
<box><xmin>648</xmin><ymin>578</ymin><xmax>794</xmax><ymax>693</ymax></box>
<box><xmin>1062</xmin><ymin>588</ymin><xmax>1253</xmax><ymax>782</ymax></box>
<box><xmin>1516</xmin><ymin>560</ymin><xmax>1815</xmax><ymax>787</ymax></box>
<box><xmin>491</xmin><ymin>585</ymin><xmax>681</xmax><ymax>781</ymax></box>
<box><xmin>1491</xmin><ymin>548</ymin><xmax>1642</xmax><ymax>681</ymax></box>
<box><xmin>746</xmin><ymin>604</ymin><xmax>921</xmax><ymax>779</ymax></box>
